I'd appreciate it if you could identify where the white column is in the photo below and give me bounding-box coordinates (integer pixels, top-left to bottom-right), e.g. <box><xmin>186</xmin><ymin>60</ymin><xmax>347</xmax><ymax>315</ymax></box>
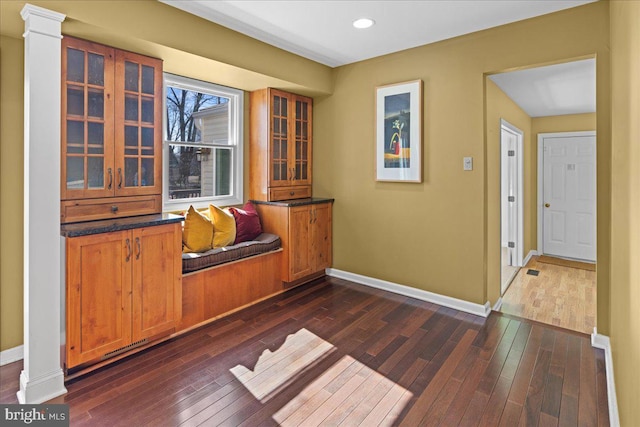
<box><xmin>18</xmin><ymin>4</ymin><xmax>67</xmax><ymax>404</ymax></box>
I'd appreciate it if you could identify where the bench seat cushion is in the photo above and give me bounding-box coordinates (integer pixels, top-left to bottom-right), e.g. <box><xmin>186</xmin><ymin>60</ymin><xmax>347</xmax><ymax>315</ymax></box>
<box><xmin>181</xmin><ymin>232</ymin><xmax>281</xmax><ymax>274</ymax></box>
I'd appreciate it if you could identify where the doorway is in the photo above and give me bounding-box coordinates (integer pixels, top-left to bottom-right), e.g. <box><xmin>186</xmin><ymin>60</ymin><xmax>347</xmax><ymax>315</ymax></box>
<box><xmin>488</xmin><ymin>58</ymin><xmax>597</xmax><ymax>334</ymax></box>
<box><xmin>500</xmin><ymin>120</ymin><xmax>524</xmax><ymax>295</ymax></box>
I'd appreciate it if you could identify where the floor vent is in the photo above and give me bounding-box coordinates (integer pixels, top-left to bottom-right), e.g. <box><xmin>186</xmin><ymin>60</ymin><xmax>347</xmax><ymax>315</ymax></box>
<box><xmin>527</xmin><ymin>269</ymin><xmax>540</xmax><ymax>276</ymax></box>
<box><xmin>102</xmin><ymin>339</ymin><xmax>148</xmax><ymax>360</ymax></box>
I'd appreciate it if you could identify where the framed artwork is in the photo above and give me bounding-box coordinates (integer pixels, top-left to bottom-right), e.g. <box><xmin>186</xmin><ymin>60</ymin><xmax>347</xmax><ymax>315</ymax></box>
<box><xmin>375</xmin><ymin>79</ymin><xmax>423</xmax><ymax>182</ymax></box>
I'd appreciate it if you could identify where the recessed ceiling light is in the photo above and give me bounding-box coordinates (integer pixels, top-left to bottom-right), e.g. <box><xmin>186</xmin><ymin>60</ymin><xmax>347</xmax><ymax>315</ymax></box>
<box><xmin>353</xmin><ymin>18</ymin><xmax>375</xmax><ymax>29</ymax></box>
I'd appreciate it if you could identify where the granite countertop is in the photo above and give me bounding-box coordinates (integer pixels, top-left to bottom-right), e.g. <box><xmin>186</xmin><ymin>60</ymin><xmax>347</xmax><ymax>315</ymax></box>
<box><xmin>251</xmin><ymin>197</ymin><xmax>334</xmax><ymax>207</ymax></box>
<box><xmin>61</xmin><ymin>213</ymin><xmax>184</xmax><ymax>237</ymax></box>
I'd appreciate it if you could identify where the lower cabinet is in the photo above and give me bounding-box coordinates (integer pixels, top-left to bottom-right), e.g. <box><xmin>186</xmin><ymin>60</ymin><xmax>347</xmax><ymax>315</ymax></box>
<box><xmin>65</xmin><ymin>222</ymin><xmax>181</xmax><ymax>369</ymax></box>
<box><xmin>255</xmin><ymin>199</ymin><xmax>333</xmax><ymax>284</ymax></box>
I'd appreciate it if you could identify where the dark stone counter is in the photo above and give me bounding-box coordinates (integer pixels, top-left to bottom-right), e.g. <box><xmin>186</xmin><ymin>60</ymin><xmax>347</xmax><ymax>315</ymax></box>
<box><xmin>61</xmin><ymin>213</ymin><xmax>184</xmax><ymax>237</ymax></box>
<box><xmin>250</xmin><ymin>197</ymin><xmax>334</xmax><ymax>207</ymax></box>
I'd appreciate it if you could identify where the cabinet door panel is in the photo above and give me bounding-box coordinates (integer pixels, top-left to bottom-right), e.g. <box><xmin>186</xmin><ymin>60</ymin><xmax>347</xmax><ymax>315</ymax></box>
<box><xmin>269</xmin><ymin>90</ymin><xmax>293</xmax><ymax>188</ymax></box>
<box><xmin>66</xmin><ymin>231</ymin><xmax>131</xmax><ymax>368</ymax></box>
<box><xmin>114</xmin><ymin>50</ymin><xmax>162</xmax><ymax>197</ymax></box>
<box><xmin>62</xmin><ymin>38</ymin><xmax>115</xmax><ymax>200</ymax></box>
<box><xmin>292</xmin><ymin>96</ymin><xmax>312</xmax><ymax>186</ymax></box>
<box><xmin>289</xmin><ymin>206</ymin><xmax>313</xmax><ymax>280</ymax></box>
<box><xmin>311</xmin><ymin>203</ymin><xmax>332</xmax><ymax>271</ymax></box>
<box><xmin>132</xmin><ymin>224</ymin><xmax>181</xmax><ymax>341</ymax></box>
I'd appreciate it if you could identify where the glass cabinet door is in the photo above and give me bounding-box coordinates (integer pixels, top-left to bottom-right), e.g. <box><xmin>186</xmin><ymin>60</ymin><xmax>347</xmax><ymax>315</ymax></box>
<box><xmin>114</xmin><ymin>51</ymin><xmax>162</xmax><ymax>196</ymax></box>
<box><xmin>293</xmin><ymin>96</ymin><xmax>312</xmax><ymax>185</ymax></box>
<box><xmin>62</xmin><ymin>39</ymin><xmax>115</xmax><ymax>199</ymax></box>
<box><xmin>270</xmin><ymin>91</ymin><xmax>290</xmax><ymax>186</ymax></box>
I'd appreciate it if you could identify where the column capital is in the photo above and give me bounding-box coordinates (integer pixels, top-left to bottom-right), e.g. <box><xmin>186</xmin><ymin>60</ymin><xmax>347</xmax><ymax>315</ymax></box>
<box><xmin>21</xmin><ymin>4</ymin><xmax>65</xmax><ymax>39</ymax></box>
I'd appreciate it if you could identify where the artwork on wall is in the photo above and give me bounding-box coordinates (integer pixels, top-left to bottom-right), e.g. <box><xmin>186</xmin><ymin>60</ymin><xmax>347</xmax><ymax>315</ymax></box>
<box><xmin>375</xmin><ymin>79</ymin><xmax>423</xmax><ymax>182</ymax></box>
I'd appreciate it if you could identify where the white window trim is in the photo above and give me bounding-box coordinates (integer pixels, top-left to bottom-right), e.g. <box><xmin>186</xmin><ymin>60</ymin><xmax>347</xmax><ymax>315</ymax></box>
<box><xmin>162</xmin><ymin>73</ymin><xmax>244</xmax><ymax>211</ymax></box>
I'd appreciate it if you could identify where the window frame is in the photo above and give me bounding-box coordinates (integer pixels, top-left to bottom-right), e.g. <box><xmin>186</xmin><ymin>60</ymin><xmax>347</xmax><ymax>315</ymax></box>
<box><xmin>162</xmin><ymin>73</ymin><xmax>244</xmax><ymax>211</ymax></box>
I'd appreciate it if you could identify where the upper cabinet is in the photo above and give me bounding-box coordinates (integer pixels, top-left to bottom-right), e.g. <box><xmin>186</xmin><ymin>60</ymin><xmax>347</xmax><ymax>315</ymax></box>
<box><xmin>61</xmin><ymin>37</ymin><xmax>162</xmax><ymax>223</ymax></box>
<box><xmin>250</xmin><ymin>88</ymin><xmax>312</xmax><ymax>201</ymax></box>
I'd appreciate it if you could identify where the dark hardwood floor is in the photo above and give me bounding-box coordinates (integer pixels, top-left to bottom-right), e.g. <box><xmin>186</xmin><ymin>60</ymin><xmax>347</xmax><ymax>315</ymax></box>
<box><xmin>0</xmin><ymin>277</ymin><xmax>609</xmax><ymax>426</ymax></box>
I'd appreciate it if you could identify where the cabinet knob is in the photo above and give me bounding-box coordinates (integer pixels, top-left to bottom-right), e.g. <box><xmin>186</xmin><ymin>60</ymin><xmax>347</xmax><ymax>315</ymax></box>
<box><xmin>111</xmin><ymin>205</ymin><xmax>119</xmax><ymax>213</ymax></box>
<box><xmin>290</xmin><ymin>191</ymin><xmax>295</xmax><ymax>196</ymax></box>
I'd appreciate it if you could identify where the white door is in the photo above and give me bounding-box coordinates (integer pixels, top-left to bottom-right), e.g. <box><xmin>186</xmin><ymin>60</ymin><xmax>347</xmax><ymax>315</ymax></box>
<box><xmin>500</xmin><ymin>120</ymin><xmax>523</xmax><ymax>295</ymax></box>
<box><xmin>542</xmin><ymin>133</ymin><xmax>596</xmax><ymax>261</ymax></box>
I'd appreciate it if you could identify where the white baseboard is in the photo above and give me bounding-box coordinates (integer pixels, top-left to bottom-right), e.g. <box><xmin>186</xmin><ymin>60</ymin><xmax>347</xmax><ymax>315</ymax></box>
<box><xmin>523</xmin><ymin>249</ymin><xmax>537</xmax><ymax>267</ymax></box>
<box><xmin>326</xmin><ymin>268</ymin><xmax>491</xmax><ymax>317</ymax></box>
<box><xmin>591</xmin><ymin>328</ymin><xmax>620</xmax><ymax>427</ymax></box>
<box><xmin>493</xmin><ymin>297</ymin><xmax>503</xmax><ymax>311</ymax></box>
<box><xmin>0</xmin><ymin>345</ymin><xmax>23</xmax><ymax>366</ymax></box>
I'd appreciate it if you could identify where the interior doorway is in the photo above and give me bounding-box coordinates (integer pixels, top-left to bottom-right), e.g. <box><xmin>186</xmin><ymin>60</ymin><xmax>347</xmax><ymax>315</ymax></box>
<box><xmin>488</xmin><ymin>58</ymin><xmax>597</xmax><ymax>334</ymax></box>
<box><xmin>500</xmin><ymin>119</ymin><xmax>524</xmax><ymax>295</ymax></box>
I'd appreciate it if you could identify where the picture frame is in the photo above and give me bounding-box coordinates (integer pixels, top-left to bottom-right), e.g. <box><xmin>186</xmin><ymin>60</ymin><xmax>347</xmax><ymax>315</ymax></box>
<box><xmin>375</xmin><ymin>79</ymin><xmax>423</xmax><ymax>182</ymax></box>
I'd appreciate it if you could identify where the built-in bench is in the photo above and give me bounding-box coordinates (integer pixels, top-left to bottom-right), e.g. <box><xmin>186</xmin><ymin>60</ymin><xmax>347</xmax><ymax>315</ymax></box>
<box><xmin>178</xmin><ymin>233</ymin><xmax>284</xmax><ymax>332</ymax></box>
<box><xmin>181</xmin><ymin>233</ymin><xmax>281</xmax><ymax>273</ymax></box>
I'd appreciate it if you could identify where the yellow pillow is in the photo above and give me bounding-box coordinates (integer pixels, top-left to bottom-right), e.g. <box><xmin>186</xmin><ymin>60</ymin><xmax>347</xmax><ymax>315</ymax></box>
<box><xmin>182</xmin><ymin>205</ymin><xmax>214</xmax><ymax>253</ymax></box>
<box><xmin>209</xmin><ymin>204</ymin><xmax>236</xmax><ymax>248</ymax></box>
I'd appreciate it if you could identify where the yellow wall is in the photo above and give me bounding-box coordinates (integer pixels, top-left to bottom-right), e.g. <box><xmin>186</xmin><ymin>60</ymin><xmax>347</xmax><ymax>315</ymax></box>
<box><xmin>0</xmin><ymin>35</ymin><xmax>25</xmax><ymax>350</ymax></box>
<box><xmin>485</xmin><ymin>79</ymin><xmax>533</xmax><ymax>304</ymax></box>
<box><xmin>532</xmin><ymin>113</ymin><xmax>596</xmax><ymax>134</ymax></box>
<box><xmin>314</xmin><ymin>2</ymin><xmax>610</xmax><ymax>310</ymax></box>
<box><xmin>610</xmin><ymin>1</ymin><xmax>640</xmax><ymax>424</ymax></box>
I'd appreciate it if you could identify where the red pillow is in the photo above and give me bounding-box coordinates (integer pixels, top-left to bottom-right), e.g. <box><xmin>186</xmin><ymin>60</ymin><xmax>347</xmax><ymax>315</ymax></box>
<box><xmin>229</xmin><ymin>202</ymin><xmax>262</xmax><ymax>244</ymax></box>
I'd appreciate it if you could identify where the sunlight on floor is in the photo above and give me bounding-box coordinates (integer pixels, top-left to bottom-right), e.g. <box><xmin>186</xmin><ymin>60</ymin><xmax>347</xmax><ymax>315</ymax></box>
<box><xmin>230</xmin><ymin>328</ymin><xmax>336</xmax><ymax>402</ymax></box>
<box><xmin>273</xmin><ymin>355</ymin><xmax>412</xmax><ymax>426</ymax></box>
<box><xmin>230</xmin><ymin>328</ymin><xmax>412</xmax><ymax>426</ymax></box>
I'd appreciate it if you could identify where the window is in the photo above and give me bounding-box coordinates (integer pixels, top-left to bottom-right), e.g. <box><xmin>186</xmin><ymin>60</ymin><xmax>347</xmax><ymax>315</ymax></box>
<box><xmin>163</xmin><ymin>74</ymin><xmax>243</xmax><ymax>211</ymax></box>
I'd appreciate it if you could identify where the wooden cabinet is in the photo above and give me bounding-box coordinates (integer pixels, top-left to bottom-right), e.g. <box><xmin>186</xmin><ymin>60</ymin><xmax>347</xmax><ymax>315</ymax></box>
<box><xmin>65</xmin><ymin>223</ymin><xmax>181</xmax><ymax>369</ymax></box>
<box><xmin>250</xmin><ymin>88</ymin><xmax>312</xmax><ymax>201</ymax></box>
<box><xmin>61</xmin><ymin>37</ymin><xmax>163</xmax><ymax>223</ymax></box>
<box><xmin>255</xmin><ymin>200</ymin><xmax>332</xmax><ymax>284</ymax></box>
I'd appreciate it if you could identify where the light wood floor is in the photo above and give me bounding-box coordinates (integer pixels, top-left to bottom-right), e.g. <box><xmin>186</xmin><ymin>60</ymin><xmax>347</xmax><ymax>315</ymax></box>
<box><xmin>0</xmin><ymin>278</ymin><xmax>609</xmax><ymax>426</ymax></box>
<box><xmin>500</xmin><ymin>256</ymin><xmax>596</xmax><ymax>334</ymax></box>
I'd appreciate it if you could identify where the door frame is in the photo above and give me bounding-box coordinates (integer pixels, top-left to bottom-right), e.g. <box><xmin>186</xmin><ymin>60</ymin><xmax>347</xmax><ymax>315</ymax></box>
<box><xmin>500</xmin><ymin>119</ymin><xmax>524</xmax><ymax>294</ymax></box>
<box><xmin>537</xmin><ymin>131</ymin><xmax>597</xmax><ymax>256</ymax></box>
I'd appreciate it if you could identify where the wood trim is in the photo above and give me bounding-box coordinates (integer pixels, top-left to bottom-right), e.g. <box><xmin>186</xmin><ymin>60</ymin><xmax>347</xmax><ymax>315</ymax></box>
<box><xmin>0</xmin><ymin>345</ymin><xmax>24</xmax><ymax>366</ymax></box>
<box><xmin>326</xmin><ymin>267</ymin><xmax>492</xmax><ymax>317</ymax></box>
<box><xmin>591</xmin><ymin>331</ymin><xmax>620</xmax><ymax>426</ymax></box>
<box><xmin>249</xmin><ymin>88</ymin><xmax>270</xmax><ymax>201</ymax></box>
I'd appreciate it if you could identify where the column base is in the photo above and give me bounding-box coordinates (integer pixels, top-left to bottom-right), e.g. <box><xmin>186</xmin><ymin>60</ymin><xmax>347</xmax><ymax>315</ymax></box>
<box><xmin>17</xmin><ymin>369</ymin><xmax>67</xmax><ymax>404</ymax></box>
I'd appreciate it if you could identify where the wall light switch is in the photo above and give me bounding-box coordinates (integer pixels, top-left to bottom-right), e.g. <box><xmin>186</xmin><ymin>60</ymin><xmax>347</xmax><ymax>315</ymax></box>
<box><xmin>463</xmin><ymin>157</ymin><xmax>473</xmax><ymax>171</ymax></box>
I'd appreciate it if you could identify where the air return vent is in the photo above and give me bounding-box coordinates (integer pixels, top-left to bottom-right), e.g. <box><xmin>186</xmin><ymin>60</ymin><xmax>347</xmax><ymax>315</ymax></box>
<box><xmin>101</xmin><ymin>338</ymin><xmax>148</xmax><ymax>360</ymax></box>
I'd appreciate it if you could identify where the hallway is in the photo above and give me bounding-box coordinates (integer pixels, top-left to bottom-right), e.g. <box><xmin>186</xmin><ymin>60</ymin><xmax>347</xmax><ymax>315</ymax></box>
<box><xmin>500</xmin><ymin>256</ymin><xmax>596</xmax><ymax>334</ymax></box>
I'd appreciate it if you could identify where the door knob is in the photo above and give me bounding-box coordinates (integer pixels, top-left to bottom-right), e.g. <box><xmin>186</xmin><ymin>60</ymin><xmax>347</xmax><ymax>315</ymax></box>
<box><xmin>545</xmin><ymin>203</ymin><xmax>550</xmax><ymax>208</ymax></box>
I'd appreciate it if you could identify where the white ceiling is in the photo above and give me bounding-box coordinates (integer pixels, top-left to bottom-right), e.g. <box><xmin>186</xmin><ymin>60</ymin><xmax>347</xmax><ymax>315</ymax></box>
<box><xmin>161</xmin><ymin>0</ymin><xmax>596</xmax><ymax>68</ymax></box>
<box><xmin>161</xmin><ymin>0</ymin><xmax>597</xmax><ymax>117</ymax></box>
<box><xmin>489</xmin><ymin>59</ymin><xmax>596</xmax><ymax>117</ymax></box>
